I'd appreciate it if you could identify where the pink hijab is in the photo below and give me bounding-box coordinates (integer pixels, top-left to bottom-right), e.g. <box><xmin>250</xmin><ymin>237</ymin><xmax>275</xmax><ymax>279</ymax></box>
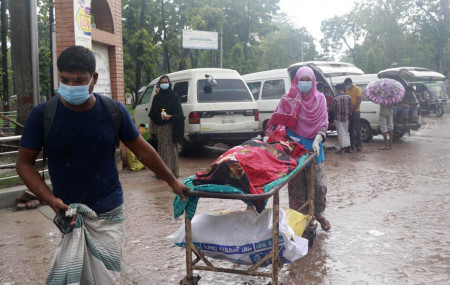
<box><xmin>266</xmin><ymin>66</ymin><xmax>328</xmax><ymax>138</ymax></box>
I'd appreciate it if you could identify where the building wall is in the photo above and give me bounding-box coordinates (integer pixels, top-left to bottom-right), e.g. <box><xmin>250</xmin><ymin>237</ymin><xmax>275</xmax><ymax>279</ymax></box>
<box><xmin>54</xmin><ymin>0</ymin><xmax>124</xmax><ymax>103</ymax></box>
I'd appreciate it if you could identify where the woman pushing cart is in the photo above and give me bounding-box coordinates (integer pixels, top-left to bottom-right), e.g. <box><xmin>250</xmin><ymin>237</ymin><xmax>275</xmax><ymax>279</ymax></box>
<box><xmin>266</xmin><ymin>66</ymin><xmax>331</xmax><ymax>231</ymax></box>
<box><xmin>177</xmin><ymin>66</ymin><xmax>331</xmax><ymax>285</ymax></box>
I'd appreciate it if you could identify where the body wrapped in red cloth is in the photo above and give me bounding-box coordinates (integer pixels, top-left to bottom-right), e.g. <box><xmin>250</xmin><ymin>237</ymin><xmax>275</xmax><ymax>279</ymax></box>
<box><xmin>194</xmin><ymin>131</ymin><xmax>307</xmax><ymax>212</ymax></box>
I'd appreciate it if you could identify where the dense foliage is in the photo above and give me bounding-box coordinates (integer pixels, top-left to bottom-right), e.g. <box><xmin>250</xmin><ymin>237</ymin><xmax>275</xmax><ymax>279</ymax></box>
<box><xmin>0</xmin><ymin>0</ymin><xmax>448</xmax><ymax>111</ymax></box>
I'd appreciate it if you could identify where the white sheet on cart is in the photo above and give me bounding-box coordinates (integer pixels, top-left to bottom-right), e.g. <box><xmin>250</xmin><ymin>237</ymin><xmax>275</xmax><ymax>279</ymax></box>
<box><xmin>168</xmin><ymin>208</ymin><xmax>308</xmax><ymax>265</ymax></box>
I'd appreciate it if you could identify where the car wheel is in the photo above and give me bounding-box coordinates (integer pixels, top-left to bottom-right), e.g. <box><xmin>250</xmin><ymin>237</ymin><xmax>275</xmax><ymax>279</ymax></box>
<box><xmin>179</xmin><ymin>140</ymin><xmax>203</xmax><ymax>156</ymax></box>
<box><xmin>393</xmin><ymin>131</ymin><xmax>405</xmax><ymax>140</ymax></box>
<box><xmin>262</xmin><ymin>120</ymin><xmax>269</xmax><ymax>136</ymax></box>
<box><xmin>360</xmin><ymin>120</ymin><xmax>373</xmax><ymax>142</ymax></box>
<box><xmin>435</xmin><ymin>106</ymin><xmax>444</xmax><ymax>117</ymax></box>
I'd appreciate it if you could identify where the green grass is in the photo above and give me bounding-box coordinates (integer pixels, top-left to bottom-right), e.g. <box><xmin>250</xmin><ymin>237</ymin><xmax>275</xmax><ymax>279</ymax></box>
<box><xmin>0</xmin><ymin>176</ymin><xmax>23</xmax><ymax>189</ymax></box>
<box><xmin>125</xmin><ymin>105</ymin><xmax>135</xmax><ymax>116</ymax></box>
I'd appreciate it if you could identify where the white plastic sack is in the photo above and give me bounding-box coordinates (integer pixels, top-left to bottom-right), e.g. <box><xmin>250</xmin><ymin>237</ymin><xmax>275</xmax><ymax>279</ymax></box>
<box><xmin>168</xmin><ymin>208</ymin><xmax>308</xmax><ymax>266</ymax></box>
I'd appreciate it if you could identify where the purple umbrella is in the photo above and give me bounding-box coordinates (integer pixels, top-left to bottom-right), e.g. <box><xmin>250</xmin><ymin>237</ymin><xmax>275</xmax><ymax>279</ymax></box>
<box><xmin>365</xmin><ymin>78</ymin><xmax>405</xmax><ymax>106</ymax></box>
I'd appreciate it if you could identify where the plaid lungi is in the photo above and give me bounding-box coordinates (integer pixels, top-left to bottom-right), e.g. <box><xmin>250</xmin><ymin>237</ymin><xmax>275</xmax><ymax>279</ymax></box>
<box><xmin>335</xmin><ymin>120</ymin><xmax>350</xmax><ymax>148</ymax></box>
<box><xmin>46</xmin><ymin>204</ymin><xmax>125</xmax><ymax>285</ymax></box>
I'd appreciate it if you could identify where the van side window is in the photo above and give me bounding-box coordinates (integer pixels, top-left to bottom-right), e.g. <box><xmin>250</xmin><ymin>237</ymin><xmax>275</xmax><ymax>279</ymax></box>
<box><xmin>139</xmin><ymin>85</ymin><xmax>154</xmax><ymax>104</ymax></box>
<box><xmin>173</xmin><ymin>81</ymin><xmax>189</xmax><ymax>103</ymax></box>
<box><xmin>358</xmin><ymin>84</ymin><xmax>369</xmax><ymax>101</ymax></box>
<box><xmin>197</xmin><ymin>79</ymin><xmax>253</xmax><ymax>102</ymax></box>
<box><xmin>246</xmin><ymin>82</ymin><xmax>261</xmax><ymax>100</ymax></box>
<box><xmin>262</xmin><ymin>80</ymin><xmax>285</xmax><ymax>100</ymax></box>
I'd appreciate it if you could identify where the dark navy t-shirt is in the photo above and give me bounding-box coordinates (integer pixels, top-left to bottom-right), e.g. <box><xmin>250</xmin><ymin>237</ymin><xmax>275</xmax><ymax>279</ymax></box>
<box><xmin>20</xmin><ymin>94</ymin><xmax>140</xmax><ymax>213</ymax></box>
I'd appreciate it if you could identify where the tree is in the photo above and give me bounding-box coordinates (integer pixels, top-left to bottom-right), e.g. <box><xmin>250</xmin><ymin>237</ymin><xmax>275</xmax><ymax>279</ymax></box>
<box><xmin>359</xmin><ymin>0</ymin><xmax>410</xmax><ymax>68</ymax></box>
<box><xmin>183</xmin><ymin>4</ymin><xmax>225</xmax><ymax>68</ymax></box>
<box><xmin>122</xmin><ymin>0</ymin><xmax>157</xmax><ymax>107</ymax></box>
<box><xmin>319</xmin><ymin>0</ymin><xmax>449</xmax><ymax>76</ymax></box>
<box><xmin>320</xmin><ymin>14</ymin><xmax>364</xmax><ymax>65</ymax></box>
<box><xmin>406</xmin><ymin>0</ymin><xmax>450</xmax><ymax>75</ymax></box>
<box><xmin>261</xmin><ymin>21</ymin><xmax>317</xmax><ymax>70</ymax></box>
<box><xmin>134</xmin><ymin>0</ymin><xmax>148</xmax><ymax>101</ymax></box>
<box><xmin>160</xmin><ymin>0</ymin><xmax>171</xmax><ymax>72</ymax></box>
<box><xmin>1</xmin><ymin>0</ymin><xmax>9</xmax><ymax>113</ymax></box>
<box><xmin>37</xmin><ymin>0</ymin><xmax>53</xmax><ymax>100</ymax></box>
<box><xmin>9</xmin><ymin>0</ymin><xmax>34</xmax><ymax>130</ymax></box>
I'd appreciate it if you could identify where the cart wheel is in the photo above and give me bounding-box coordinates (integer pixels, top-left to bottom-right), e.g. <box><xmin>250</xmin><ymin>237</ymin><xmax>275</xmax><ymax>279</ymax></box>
<box><xmin>180</xmin><ymin>275</ymin><xmax>201</xmax><ymax>285</ymax></box>
<box><xmin>308</xmin><ymin>229</ymin><xmax>316</xmax><ymax>248</ymax></box>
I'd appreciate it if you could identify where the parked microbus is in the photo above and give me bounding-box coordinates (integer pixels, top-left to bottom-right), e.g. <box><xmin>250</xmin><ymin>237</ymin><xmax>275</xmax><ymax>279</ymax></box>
<box><xmin>331</xmin><ymin>68</ymin><xmax>443</xmax><ymax>141</ymax></box>
<box><xmin>132</xmin><ymin>68</ymin><xmax>260</xmax><ymax>150</ymax></box>
<box><xmin>379</xmin><ymin>67</ymin><xmax>447</xmax><ymax>117</ymax></box>
<box><xmin>287</xmin><ymin>61</ymin><xmax>365</xmax><ymax>88</ymax></box>
<box><xmin>243</xmin><ymin>62</ymin><xmax>364</xmax><ymax>134</ymax></box>
<box><xmin>242</xmin><ymin>68</ymin><xmax>290</xmax><ymax>133</ymax></box>
<box><xmin>330</xmin><ymin>74</ymin><xmax>379</xmax><ymax>142</ymax></box>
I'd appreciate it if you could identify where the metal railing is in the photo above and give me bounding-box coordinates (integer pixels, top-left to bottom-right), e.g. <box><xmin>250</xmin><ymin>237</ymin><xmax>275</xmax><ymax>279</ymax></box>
<box><xmin>0</xmin><ymin>111</ymin><xmax>18</xmax><ymax>136</ymax></box>
<box><xmin>0</xmin><ymin>135</ymin><xmax>48</xmax><ymax>187</ymax></box>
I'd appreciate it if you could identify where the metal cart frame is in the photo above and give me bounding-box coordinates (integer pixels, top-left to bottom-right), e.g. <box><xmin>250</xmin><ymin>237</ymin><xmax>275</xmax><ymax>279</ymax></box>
<box><xmin>180</xmin><ymin>153</ymin><xmax>317</xmax><ymax>285</ymax></box>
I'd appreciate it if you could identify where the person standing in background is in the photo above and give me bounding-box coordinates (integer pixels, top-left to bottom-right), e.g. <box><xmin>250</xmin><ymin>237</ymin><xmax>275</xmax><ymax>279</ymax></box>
<box><xmin>316</xmin><ymin>81</ymin><xmax>324</xmax><ymax>93</ymax></box>
<box><xmin>345</xmin><ymin>77</ymin><xmax>362</xmax><ymax>151</ymax></box>
<box><xmin>329</xmin><ymin>84</ymin><xmax>352</xmax><ymax>154</ymax></box>
<box><xmin>149</xmin><ymin>75</ymin><xmax>185</xmax><ymax>178</ymax></box>
<box><xmin>323</xmin><ymin>85</ymin><xmax>334</xmax><ymax>110</ymax></box>
<box><xmin>378</xmin><ymin>103</ymin><xmax>394</xmax><ymax>150</ymax></box>
<box><xmin>402</xmin><ymin>86</ymin><xmax>420</xmax><ymax>123</ymax></box>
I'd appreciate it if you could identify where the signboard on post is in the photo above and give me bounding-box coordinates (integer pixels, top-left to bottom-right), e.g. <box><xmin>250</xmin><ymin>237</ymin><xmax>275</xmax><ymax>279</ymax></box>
<box><xmin>92</xmin><ymin>43</ymin><xmax>112</xmax><ymax>98</ymax></box>
<box><xmin>74</xmin><ymin>0</ymin><xmax>92</xmax><ymax>49</ymax></box>
<box><xmin>182</xmin><ymin>30</ymin><xmax>218</xmax><ymax>50</ymax></box>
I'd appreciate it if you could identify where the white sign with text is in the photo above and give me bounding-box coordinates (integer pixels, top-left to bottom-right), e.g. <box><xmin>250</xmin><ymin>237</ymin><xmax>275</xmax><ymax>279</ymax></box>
<box><xmin>182</xmin><ymin>30</ymin><xmax>218</xmax><ymax>50</ymax></box>
<box><xmin>92</xmin><ymin>43</ymin><xmax>112</xmax><ymax>98</ymax></box>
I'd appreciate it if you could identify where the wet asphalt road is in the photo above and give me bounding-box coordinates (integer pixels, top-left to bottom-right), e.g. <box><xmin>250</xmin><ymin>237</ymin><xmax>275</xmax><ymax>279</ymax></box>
<box><xmin>0</xmin><ymin>114</ymin><xmax>449</xmax><ymax>285</ymax></box>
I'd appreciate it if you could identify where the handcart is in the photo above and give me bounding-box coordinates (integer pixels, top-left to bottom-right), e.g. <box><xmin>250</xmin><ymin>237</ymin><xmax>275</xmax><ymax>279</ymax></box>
<box><xmin>180</xmin><ymin>152</ymin><xmax>318</xmax><ymax>285</ymax></box>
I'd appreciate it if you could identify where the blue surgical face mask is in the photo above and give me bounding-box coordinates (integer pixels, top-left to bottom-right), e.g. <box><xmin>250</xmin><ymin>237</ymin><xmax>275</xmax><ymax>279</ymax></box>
<box><xmin>58</xmin><ymin>76</ymin><xmax>93</xmax><ymax>105</ymax></box>
<box><xmin>298</xmin><ymin>81</ymin><xmax>313</xmax><ymax>93</ymax></box>
<box><xmin>160</xmin><ymin>83</ymin><xmax>169</xmax><ymax>90</ymax></box>
<box><xmin>346</xmin><ymin>84</ymin><xmax>352</xmax><ymax>90</ymax></box>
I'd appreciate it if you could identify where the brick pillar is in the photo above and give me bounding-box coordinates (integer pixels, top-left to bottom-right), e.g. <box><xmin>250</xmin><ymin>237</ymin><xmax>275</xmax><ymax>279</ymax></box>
<box><xmin>54</xmin><ymin>0</ymin><xmax>124</xmax><ymax>104</ymax></box>
<box><xmin>54</xmin><ymin>0</ymin><xmax>76</xmax><ymax>56</ymax></box>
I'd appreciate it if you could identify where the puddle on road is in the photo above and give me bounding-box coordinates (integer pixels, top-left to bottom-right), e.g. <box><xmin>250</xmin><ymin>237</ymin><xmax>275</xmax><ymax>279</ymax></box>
<box><xmin>2</xmin><ymin>116</ymin><xmax>449</xmax><ymax>284</ymax></box>
<box><xmin>121</xmin><ymin>115</ymin><xmax>450</xmax><ymax>284</ymax></box>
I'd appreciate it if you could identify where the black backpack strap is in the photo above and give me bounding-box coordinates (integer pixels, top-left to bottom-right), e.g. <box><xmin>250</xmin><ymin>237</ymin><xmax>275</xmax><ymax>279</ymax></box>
<box><xmin>43</xmin><ymin>94</ymin><xmax>60</xmax><ymax>148</ymax></box>
<box><xmin>97</xmin><ymin>94</ymin><xmax>122</xmax><ymax>148</ymax></box>
<box><xmin>42</xmin><ymin>94</ymin><xmax>60</xmax><ymax>179</ymax></box>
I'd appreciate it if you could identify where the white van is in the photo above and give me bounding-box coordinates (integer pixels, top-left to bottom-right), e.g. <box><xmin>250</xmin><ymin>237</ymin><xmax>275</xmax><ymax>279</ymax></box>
<box><xmin>287</xmin><ymin>61</ymin><xmax>365</xmax><ymax>83</ymax></box>
<box><xmin>332</xmin><ymin>69</ymin><xmax>435</xmax><ymax>141</ymax></box>
<box><xmin>132</xmin><ymin>68</ymin><xmax>260</xmax><ymax>148</ymax></box>
<box><xmin>330</xmin><ymin>74</ymin><xmax>379</xmax><ymax>142</ymax></box>
<box><xmin>242</xmin><ymin>62</ymin><xmax>364</xmax><ymax>134</ymax></box>
<box><xmin>242</xmin><ymin>68</ymin><xmax>290</xmax><ymax>133</ymax></box>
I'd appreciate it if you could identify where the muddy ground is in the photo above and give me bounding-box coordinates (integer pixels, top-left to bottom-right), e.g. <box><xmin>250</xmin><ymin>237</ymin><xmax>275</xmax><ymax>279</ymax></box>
<box><xmin>0</xmin><ymin>114</ymin><xmax>449</xmax><ymax>285</ymax></box>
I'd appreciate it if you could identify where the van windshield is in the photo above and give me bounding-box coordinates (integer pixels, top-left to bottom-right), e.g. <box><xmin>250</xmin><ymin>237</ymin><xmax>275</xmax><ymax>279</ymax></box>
<box><xmin>427</xmin><ymin>82</ymin><xmax>447</xmax><ymax>99</ymax></box>
<box><xmin>197</xmin><ymin>79</ymin><xmax>253</xmax><ymax>102</ymax></box>
<box><xmin>139</xmin><ymin>85</ymin><xmax>154</xmax><ymax>104</ymax></box>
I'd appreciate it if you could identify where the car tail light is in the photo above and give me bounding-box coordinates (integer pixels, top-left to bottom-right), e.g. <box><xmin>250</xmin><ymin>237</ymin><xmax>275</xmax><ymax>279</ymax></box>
<box><xmin>254</xmin><ymin>109</ymin><xmax>259</xmax><ymax>121</ymax></box>
<box><xmin>189</xmin><ymin>111</ymin><xmax>200</xmax><ymax>124</ymax></box>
